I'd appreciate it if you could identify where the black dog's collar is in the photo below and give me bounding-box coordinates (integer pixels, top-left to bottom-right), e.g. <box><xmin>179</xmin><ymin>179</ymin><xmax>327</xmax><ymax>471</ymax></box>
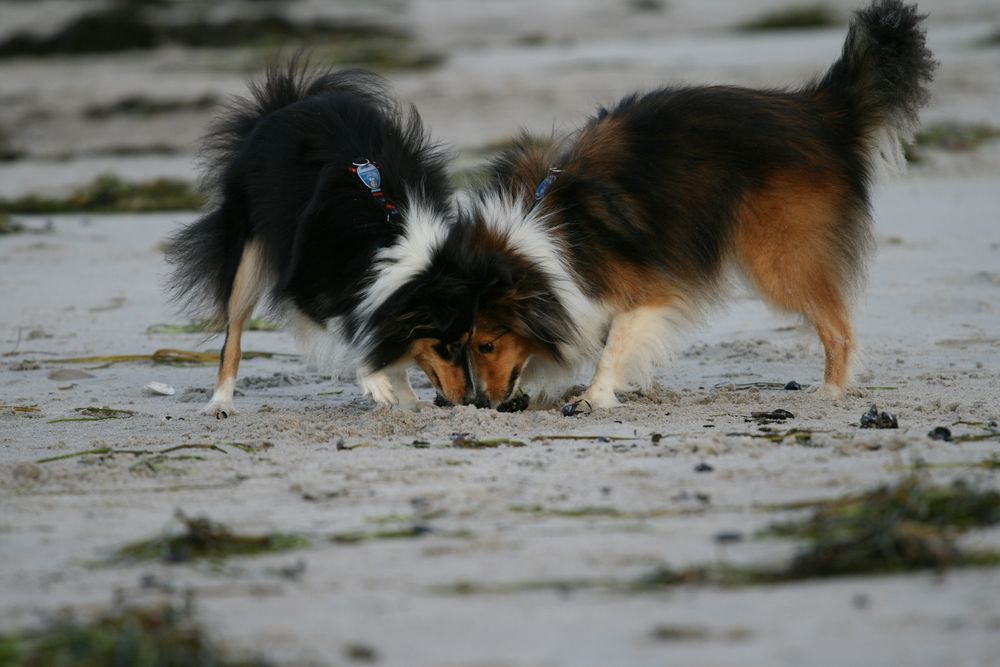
<box><xmin>351</xmin><ymin>158</ymin><xmax>400</xmax><ymax>224</ymax></box>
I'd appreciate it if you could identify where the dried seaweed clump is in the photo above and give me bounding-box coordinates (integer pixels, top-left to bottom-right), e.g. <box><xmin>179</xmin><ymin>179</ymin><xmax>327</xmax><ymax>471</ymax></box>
<box><xmin>0</xmin><ymin>603</ymin><xmax>268</xmax><ymax>667</ymax></box>
<box><xmin>111</xmin><ymin>513</ymin><xmax>309</xmax><ymax>564</ymax></box>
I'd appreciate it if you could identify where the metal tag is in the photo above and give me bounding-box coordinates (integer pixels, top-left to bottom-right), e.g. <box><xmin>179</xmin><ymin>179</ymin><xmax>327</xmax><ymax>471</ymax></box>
<box><xmin>534</xmin><ymin>173</ymin><xmax>556</xmax><ymax>201</ymax></box>
<box><xmin>355</xmin><ymin>161</ymin><xmax>382</xmax><ymax>191</ymax></box>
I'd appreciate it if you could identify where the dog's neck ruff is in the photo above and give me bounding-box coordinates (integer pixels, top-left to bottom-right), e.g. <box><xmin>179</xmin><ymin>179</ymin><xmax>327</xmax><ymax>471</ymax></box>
<box><xmin>477</xmin><ymin>190</ymin><xmax>607</xmax><ymax>363</ymax></box>
<box><xmin>353</xmin><ymin>196</ymin><xmax>451</xmax><ymax>343</ymax></box>
<box><xmin>351</xmin><ymin>158</ymin><xmax>401</xmax><ymax>224</ymax></box>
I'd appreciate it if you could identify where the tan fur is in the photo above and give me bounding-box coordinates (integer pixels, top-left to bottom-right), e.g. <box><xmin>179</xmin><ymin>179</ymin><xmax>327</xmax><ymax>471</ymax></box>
<box><xmin>203</xmin><ymin>241</ymin><xmax>267</xmax><ymax>417</ymax></box>
<box><xmin>219</xmin><ymin>241</ymin><xmax>265</xmax><ymax>379</ymax></box>
<box><xmin>411</xmin><ymin>336</ymin><xmax>469</xmax><ymax>405</ymax></box>
<box><xmin>601</xmin><ymin>260</ymin><xmax>679</xmax><ymax>312</ymax></box>
<box><xmin>735</xmin><ymin>170</ymin><xmax>855</xmax><ymax>393</ymax></box>
<box><xmin>468</xmin><ymin>327</ymin><xmax>540</xmax><ymax>406</ymax></box>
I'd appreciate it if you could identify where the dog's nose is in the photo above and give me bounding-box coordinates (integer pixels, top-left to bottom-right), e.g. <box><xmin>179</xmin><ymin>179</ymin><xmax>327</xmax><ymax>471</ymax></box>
<box><xmin>462</xmin><ymin>391</ymin><xmax>491</xmax><ymax>409</ymax></box>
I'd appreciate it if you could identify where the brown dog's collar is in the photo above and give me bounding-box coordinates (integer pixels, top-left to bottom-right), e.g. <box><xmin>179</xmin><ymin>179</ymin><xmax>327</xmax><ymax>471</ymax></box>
<box><xmin>532</xmin><ymin>167</ymin><xmax>563</xmax><ymax>208</ymax></box>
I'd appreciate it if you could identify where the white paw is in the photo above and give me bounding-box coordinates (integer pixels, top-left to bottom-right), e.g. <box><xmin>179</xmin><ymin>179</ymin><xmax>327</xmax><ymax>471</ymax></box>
<box><xmin>386</xmin><ymin>393</ymin><xmax>436</xmax><ymax>412</ymax></box>
<box><xmin>810</xmin><ymin>383</ymin><xmax>845</xmax><ymax>399</ymax></box>
<box><xmin>202</xmin><ymin>398</ymin><xmax>237</xmax><ymax>419</ymax></box>
<box><xmin>361</xmin><ymin>371</ymin><xmax>397</xmax><ymax>407</ymax></box>
<box><xmin>576</xmin><ymin>386</ymin><xmax>622</xmax><ymax>410</ymax></box>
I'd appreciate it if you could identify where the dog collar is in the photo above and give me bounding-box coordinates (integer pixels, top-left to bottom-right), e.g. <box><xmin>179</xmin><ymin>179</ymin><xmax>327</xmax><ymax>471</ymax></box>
<box><xmin>351</xmin><ymin>158</ymin><xmax>400</xmax><ymax>224</ymax></box>
<box><xmin>533</xmin><ymin>167</ymin><xmax>563</xmax><ymax>206</ymax></box>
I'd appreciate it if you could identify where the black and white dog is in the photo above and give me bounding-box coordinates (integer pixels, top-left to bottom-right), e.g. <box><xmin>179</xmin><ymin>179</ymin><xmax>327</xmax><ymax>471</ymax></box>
<box><xmin>166</xmin><ymin>60</ymin><xmax>476</xmax><ymax>416</ymax></box>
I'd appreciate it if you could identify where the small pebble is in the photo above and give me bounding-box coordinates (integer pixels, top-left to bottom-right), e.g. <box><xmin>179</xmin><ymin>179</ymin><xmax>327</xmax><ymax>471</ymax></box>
<box><xmin>144</xmin><ymin>381</ymin><xmax>175</xmax><ymax>396</ymax></box>
<box><xmin>48</xmin><ymin>369</ymin><xmax>94</xmax><ymax>381</ymax></box>
<box><xmin>927</xmin><ymin>426</ymin><xmax>952</xmax><ymax>442</ymax></box>
<box><xmin>714</xmin><ymin>531</ymin><xmax>743</xmax><ymax>544</ymax></box>
<box><xmin>561</xmin><ymin>399</ymin><xmax>592</xmax><ymax>417</ymax></box>
<box><xmin>784</xmin><ymin>381</ymin><xmax>802</xmax><ymax>390</ymax></box>
<box><xmin>694</xmin><ymin>462</ymin><xmax>714</xmax><ymax>473</ymax></box>
<box><xmin>497</xmin><ymin>392</ymin><xmax>531</xmax><ymax>413</ymax></box>
<box><xmin>343</xmin><ymin>642</ymin><xmax>379</xmax><ymax>663</ymax></box>
<box><xmin>752</xmin><ymin>409</ymin><xmax>794</xmax><ymax>421</ymax></box>
<box><xmin>860</xmin><ymin>404</ymin><xmax>898</xmax><ymax>429</ymax></box>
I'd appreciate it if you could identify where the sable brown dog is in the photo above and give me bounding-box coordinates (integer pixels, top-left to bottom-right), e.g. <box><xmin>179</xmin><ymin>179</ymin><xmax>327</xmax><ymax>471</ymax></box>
<box><xmin>452</xmin><ymin>0</ymin><xmax>935</xmax><ymax>411</ymax></box>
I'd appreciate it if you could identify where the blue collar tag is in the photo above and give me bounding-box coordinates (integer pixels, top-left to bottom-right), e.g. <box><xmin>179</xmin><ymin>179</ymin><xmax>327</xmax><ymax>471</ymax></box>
<box><xmin>534</xmin><ymin>173</ymin><xmax>556</xmax><ymax>202</ymax></box>
<box><xmin>354</xmin><ymin>160</ymin><xmax>382</xmax><ymax>191</ymax></box>
<box><xmin>534</xmin><ymin>168</ymin><xmax>562</xmax><ymax>203</ymax></box>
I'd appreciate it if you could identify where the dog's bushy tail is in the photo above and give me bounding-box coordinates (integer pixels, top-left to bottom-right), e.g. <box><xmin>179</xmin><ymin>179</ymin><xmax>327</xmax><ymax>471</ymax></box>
<box><xmin>813</xmin><ymin>0</ymin><xmax>936</xmax><ymax>172</ymax></box>
<box><xmin>165</xmin><ymin>57</ymin><xmax>393</xmax><ymax>322</ymax></box>
<box><xmin>199</xmin><ymin>56</ymin><xmax>393</xmax><ymax>195</ymax></box>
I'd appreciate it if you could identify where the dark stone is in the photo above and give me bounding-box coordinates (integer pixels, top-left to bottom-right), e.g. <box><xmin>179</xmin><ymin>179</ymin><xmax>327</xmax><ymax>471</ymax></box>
<box><xmin>784</xmin><ymin>381</ymin><xmax>802</xmax><ymax>390</ymax></box>
<box><xmin>752</xmin><ymin>408</ymin><xmax>795</xmax><ymax>421</ymax></box>
<box><xmin>561</xmin><ymin>399</ymin><xmax>592</xmax><ymax>417</ymax></box>
<box><xmin>860</xmin><ymin>404</ymin><xmax>898</xmax><ymax>429</ymax></box>
<box><xmin>927</xmin><ymin>426</ymin><xmax>953</xmax><ymax>442</ymax></box>
<box><xmin>694</xmin><ymin>462</ymin><xmax>714</xmax><ymax>473</ymax></box>
<box><xmin>497</xmin><ymin>392</ymin><xmax>530</xmax><ymax>413</ymax></box>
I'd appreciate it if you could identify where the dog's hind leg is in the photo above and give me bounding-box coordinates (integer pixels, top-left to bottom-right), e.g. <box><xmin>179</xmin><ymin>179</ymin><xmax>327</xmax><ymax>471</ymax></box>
<box><xmin>203</xmin><ymin>240</ymin><xmax>266</xmax><ymax>418</ymax></box>
<box><xmin>571</xmin><ymin>303</ymin><xmax>683</xmax><ymax>409</ymax></box>
<box><xmin>807</xmin><ymin>297</ymin><xmax>854</xmax><ymax>397</ymax></box>
<box><xmin>736</xmin><ymin>174</ymin><xmax>861</xmax><ymax>397</ymax></box>
<box><xmin>748</xmin><ymin>266</ymin><xmax>854</xmax><ymax>397</ymax></box>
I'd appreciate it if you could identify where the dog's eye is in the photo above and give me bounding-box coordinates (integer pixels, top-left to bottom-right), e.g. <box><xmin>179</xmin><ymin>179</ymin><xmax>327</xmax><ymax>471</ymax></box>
<box><xmin>478</xmin><ymin>342</ymin><xmax>495</xmax><ymax>354</ymax></box>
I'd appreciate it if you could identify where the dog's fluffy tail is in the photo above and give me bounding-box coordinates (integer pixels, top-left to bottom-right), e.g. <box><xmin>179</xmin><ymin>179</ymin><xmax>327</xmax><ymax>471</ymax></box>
<box><xmin>199</xmin><ymin>56</ymin><xmax>393</xmax><ymax>195</ymax></box>
<box><xmin>813</xmin><ymin>0</ymin><xmax>936</xmax><ymax>172</ymax></box>
<box><xmin>165</xmin><ymin>57</ymin><xmax>393</xmax><ymax>322</ymax></box>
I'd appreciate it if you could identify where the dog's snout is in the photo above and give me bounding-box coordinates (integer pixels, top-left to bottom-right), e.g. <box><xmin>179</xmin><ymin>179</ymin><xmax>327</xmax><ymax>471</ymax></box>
<box><xmin>463</xmin><ymin>390</ymin><xmax>491</xmax><ymax>409</ymax></box>
<box><xmin>461</xmin><ymin>384</ymin><xmax>477</xmax><ymax>405</ymax></box>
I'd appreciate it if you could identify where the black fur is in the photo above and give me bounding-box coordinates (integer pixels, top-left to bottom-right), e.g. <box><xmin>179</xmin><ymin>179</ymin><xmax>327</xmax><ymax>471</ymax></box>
<box><xmin>165</xmin><ymin>58</ymin><xmax>452</xmax><ymax>370</ymax></box>
<box><xmin>818</xmin><ymin>0</ymin><xmax>936</xmax><ymax>137</ymax></box>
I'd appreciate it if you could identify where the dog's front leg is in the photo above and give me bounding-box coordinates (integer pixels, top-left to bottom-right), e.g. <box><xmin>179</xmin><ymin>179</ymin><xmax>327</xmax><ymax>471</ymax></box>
<box><xmin>572</xmin><ymin>316</ymin><xmax>632</xmax><ymax>409</ymax></box>
<box><xmin>569</xmin><ymin>306</ymin><xmax>677</xmax><ymax>410</ymax></box>
<box><xmin>359</xmin><ymin>362</ymin><xmax>431</xmax><ymax>411</ymax></box>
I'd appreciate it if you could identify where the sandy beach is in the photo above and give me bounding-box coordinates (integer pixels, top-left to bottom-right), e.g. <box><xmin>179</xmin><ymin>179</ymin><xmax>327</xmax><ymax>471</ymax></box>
<box><xmin>2</xmin><ymin>1</ymin><xmax>1000</xmax><ymax>665</ymax></box>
